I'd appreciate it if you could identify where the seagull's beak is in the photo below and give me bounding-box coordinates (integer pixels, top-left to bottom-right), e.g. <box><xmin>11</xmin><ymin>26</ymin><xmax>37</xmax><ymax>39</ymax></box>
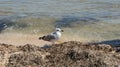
<box><xmin>61</xmin><ymin>30</ymin><xmax>64</xmax><ymax>32</ymax></box>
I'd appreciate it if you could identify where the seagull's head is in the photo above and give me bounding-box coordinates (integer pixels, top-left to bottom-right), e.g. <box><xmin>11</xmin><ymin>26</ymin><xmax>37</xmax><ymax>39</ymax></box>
<box><xmin>55</xmin><ymin>28</ymin><xmax>64</xmax><ymax>32</ymax></box>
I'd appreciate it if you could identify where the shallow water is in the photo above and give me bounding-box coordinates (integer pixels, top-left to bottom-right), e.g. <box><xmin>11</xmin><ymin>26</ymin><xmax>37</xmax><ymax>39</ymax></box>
<box><xmin>0</xmin><ymin>0</ymin><xmax>120</xmax><ymax>44</ymax></box>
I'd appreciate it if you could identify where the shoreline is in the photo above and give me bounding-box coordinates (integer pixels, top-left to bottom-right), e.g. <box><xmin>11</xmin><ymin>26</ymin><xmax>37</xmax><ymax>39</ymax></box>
<box><xmin>0</xmin><ymin>33</ymin><xmax>120</xmax><ymax>47</ymax></box>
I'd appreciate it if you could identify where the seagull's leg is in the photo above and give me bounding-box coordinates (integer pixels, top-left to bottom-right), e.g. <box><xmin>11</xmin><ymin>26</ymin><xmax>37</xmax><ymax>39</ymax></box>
<box><xmin>57</xmin><ymin>40</ymin><xmax>63</xmax><ymax>44</ymax></box>
<box><xmin>51</xmin><ymin>41</ymin><xmax>55</xmax><ymax>45</ymax></box>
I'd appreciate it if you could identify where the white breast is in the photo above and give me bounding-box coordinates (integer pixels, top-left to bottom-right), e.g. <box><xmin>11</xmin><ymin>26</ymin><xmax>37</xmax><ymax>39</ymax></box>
<box><xmin>51</xmin><ymin>31</ymin><xmax>61</xmax><ymax>40</ymax></box>
<box><xmin>56</xmin><ymin>31</ymin><xmax>61</xmax><ymax>38</ymax></box>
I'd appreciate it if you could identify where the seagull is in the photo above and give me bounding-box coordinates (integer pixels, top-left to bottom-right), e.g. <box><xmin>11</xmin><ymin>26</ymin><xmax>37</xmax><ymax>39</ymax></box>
<box><xmin>39</xmin><ymin>28</ymin><xmax>63</xmax><ymax>44</ymax></box>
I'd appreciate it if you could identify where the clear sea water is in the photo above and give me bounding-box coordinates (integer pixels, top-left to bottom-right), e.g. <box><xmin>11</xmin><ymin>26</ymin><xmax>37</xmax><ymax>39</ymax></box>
<box><xmin>0</xmin><ymin>0</ymin><xmax>120</xmax><ymax>42</ymax></box>
<box><xmin>0</xmin><ymin>0</ymin><xmax>120</xmax><ymax>23</ymax></box>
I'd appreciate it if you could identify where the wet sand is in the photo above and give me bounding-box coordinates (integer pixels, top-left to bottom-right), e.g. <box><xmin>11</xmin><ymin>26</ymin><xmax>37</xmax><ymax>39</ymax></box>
<box><xmin>0</xmin><ymin>33</ymin><xmax>52</xmax><ymax>46</ymax></box>
<box><xmin>0</xmin><ymin>33</ymin><xmax>91</xmax><ymax>46</ymax></box>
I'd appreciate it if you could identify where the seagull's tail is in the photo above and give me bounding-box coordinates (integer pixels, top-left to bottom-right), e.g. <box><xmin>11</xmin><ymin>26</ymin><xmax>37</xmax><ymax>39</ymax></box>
<box><xmin>39</xmin><ymin>36</ymin><xmax>45</xmax><ymax>40</ymax></box>
<box><xmin>39</xmin><ymin>37</ymin><xmax>43</xmax><ymax>40</ymax></box>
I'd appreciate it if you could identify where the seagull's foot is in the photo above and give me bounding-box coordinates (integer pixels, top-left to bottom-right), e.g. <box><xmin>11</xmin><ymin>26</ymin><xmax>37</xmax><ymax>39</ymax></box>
<box><xmin>56</xmin><ymin>40</ymin><xmax>63</xmax><ymax>44</ymax></box>
<box><xmin>51</xmin><ymin>41</ymin><xmax>55</xmax><ymax>45</ymax></box>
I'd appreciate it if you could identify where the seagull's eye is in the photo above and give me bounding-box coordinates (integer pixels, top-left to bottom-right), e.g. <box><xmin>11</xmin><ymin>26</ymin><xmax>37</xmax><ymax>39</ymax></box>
<box><xmin>61</xmin><ymin>30</ymin><xmax>64</xmax><ymax>32</ymax></box>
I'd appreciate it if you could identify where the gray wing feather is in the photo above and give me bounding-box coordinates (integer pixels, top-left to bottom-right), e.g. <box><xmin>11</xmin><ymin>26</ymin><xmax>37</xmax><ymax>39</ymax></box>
<box><xmin>42</xmin><ymin>35</ymin><xmax>56</xmax><ymax>41</ymax></box>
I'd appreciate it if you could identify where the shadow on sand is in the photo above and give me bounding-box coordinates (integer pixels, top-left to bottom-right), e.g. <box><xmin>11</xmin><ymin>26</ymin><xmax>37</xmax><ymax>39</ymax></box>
<box><xmin>96</xmin><ymin>39</ymin><xmax>120</xmax><ymax>47</ymax></box>
<box><xmin>41</xmin><ymin>44</ymin><xmax>52</xmax><ymax>49</ymax></box>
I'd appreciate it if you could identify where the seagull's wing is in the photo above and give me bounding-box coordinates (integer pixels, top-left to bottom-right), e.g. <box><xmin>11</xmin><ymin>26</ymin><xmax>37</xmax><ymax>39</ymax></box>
<box><xmin>50</xmin><ymin>31</ymin><xmax>56</xmax><ymax>35</ymax></box>
<box><xmin>39</xmin><ymin>34</ymin><xmax>56</xmax><ymax>41</ymax></box>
